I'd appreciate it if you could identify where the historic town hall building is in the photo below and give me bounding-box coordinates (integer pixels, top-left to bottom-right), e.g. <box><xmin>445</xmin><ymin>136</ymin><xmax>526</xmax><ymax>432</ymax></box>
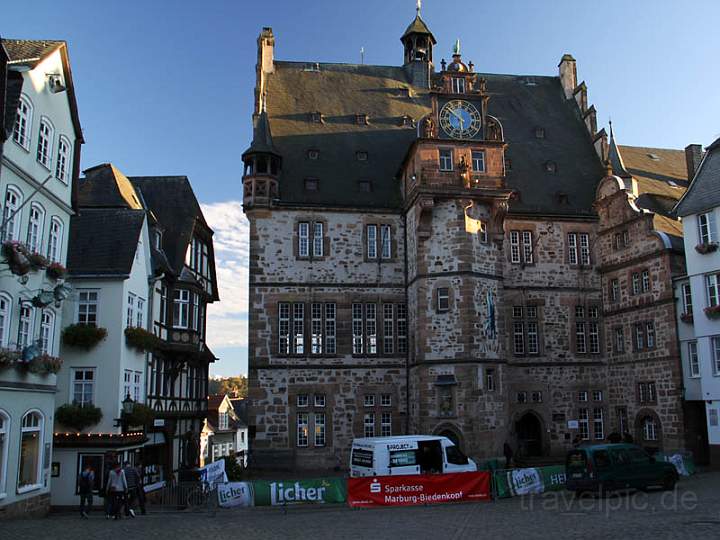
<box><xmin>242</xmin><ymin>9</ymin><xmax>699</xmax><ymax>469</ymax></box>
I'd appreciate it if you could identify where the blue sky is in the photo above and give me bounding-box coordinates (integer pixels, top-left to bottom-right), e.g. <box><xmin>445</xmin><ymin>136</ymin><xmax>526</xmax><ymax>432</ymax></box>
<box><xmin>4</xmin><ymin>0</ymin><xmax>719</xmax><ymax>376</ymax></box>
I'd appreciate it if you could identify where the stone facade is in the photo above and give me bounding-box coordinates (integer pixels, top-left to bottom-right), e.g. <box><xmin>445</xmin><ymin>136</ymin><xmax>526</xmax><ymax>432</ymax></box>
<box><xmin>242</xmin><ymin>13</ymin><xmax>692</xmax><ymax>470</ymax></box>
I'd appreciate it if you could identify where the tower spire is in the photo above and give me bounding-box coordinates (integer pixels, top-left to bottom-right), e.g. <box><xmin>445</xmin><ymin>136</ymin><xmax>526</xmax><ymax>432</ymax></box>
<box><xmin>417</xmin><ymin>0</ymin><xmax>421</xmax><ymax>15</ymax></box>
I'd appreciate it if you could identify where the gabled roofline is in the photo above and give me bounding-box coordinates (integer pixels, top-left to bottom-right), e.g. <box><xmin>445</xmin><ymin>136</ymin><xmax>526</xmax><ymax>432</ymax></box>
<box><xmin>673</xmin><ymin>138</ymin><xmax>717</xmax><ymax>217</ymax></box>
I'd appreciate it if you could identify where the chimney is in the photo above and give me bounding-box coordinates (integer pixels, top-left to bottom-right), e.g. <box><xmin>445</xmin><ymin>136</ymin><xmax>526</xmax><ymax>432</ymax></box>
<box><xmin>558</xmin><ymin>54</ymin><xmax>577</xmax><ymax>100</ymax></box>
<box><xmin>258</xmin><ymin>27</ymin><xmax>275</xmax><ymax>75</ymax></box>
<box><xmin>254</xmin><ymin>27</ymin><xmax>275</xmax><ymax>115</ymax></box>
<box><xmin>685</xmin><ymin>144</ymin><xmax>703</xmax><ymax>181</ymax></box>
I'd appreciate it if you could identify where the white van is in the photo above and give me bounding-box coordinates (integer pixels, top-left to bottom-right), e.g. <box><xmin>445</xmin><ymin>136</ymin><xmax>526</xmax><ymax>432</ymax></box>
<box><xmin>350</xmin><ymin>435</ymin><xmax>477</xmax><ymax>477</ymax></box>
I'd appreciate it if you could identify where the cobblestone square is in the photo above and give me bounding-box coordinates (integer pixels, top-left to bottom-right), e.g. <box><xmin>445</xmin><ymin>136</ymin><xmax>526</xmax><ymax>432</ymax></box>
<box><xmin>4</xmin><ymin>472</ymin><xmax>720</xmax><ymax>540</ymax></box>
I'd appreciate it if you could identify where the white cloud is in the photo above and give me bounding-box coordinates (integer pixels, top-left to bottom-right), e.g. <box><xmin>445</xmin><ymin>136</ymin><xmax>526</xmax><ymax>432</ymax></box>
<box><xmin>201</xmin><ymin>200</ymin><xmax>249</xmax><ymax>349</ymax></box>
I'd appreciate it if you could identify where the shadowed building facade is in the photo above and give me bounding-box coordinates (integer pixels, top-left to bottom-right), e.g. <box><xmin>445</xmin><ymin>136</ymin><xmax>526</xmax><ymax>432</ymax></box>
<box><xmin>242</xmin><ymin>10</ymin><xmax>696</xmax><ymax>469</ymax></box>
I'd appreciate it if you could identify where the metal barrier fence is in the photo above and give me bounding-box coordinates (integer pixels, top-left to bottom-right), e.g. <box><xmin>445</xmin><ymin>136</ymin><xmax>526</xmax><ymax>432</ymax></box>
<box><xmin>146</xmin><ymin>481</ymin><xmax>218</xmax><ymax>515</ymax></box>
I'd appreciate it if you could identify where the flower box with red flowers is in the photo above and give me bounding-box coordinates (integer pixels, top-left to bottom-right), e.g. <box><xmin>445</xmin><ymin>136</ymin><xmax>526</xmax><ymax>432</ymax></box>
<box><xmin>695</xmin><ymin>242</ymin><xmax>719</xmax><ymax>255</ymax></box>
<box><xmin>704</xmin><ymin>305</ymin><xmax>720</xmax><ymax>319</ymax></box>
<box><xmin>680</xmin><ymin>312</ymin><xmax>694</xmax><ymax>324</ymax></box>
<box><xmin>46</xmin><ymin>262</ymin><xmax>67</xmax><ymax>280</ymax></box>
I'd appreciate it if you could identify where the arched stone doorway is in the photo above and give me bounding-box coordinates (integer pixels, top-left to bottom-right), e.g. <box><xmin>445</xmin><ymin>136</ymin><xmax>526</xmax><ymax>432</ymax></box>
<box><xmin>515</xmin><ymin>411</ymin><xmax>544</xmax><ymax>457</ymax></box>
<box><xmin>433</xmin><ymin>423</ymin><xmax>464</xmax><ymax>451</ymax></box>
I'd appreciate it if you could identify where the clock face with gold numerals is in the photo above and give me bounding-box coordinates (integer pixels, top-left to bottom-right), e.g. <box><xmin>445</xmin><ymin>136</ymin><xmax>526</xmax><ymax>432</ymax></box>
<box><xmin>439</xmin><ymin>100</ymin><xmax>482</xmax><ymax>139</ymax></box>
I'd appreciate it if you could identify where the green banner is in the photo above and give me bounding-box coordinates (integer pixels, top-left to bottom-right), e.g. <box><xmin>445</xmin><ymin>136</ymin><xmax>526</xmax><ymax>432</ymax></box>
<box><xmin>493</xmin><ymin>465</ymin><xmax>567</xmax><ymax>498</ymax></box>
<box><xmin>252</xmin><ymin>477</ymin><xmax>346</xmax><ymax>506</ymax></box>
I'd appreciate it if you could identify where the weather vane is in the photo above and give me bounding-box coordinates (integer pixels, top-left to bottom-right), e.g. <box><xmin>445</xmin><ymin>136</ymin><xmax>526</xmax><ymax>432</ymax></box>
<box><xmin>417</xmin><ymin>0</ymin><xmax>421</xmax><ymax>15</ymax></box>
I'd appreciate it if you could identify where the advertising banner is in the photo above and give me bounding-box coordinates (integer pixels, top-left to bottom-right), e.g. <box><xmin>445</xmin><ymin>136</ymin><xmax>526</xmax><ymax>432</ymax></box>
<box><xmin>347</xmin><ymin>472</ymin><xmax>491</xmax><ymax>507</ymax></box>
<box><xmin>217</xmin><ymin>482</ymin><xmax>254</xmax><ymax>508</ymax></box>
<box><xmin>199</xmin><ymin>459</ymin><xmax>228</xmax><ymax>488</ymax></box>
<box><xmin>253</xmin><ymin>477</ymin><xmax>346</xmax><ymax>506</ymax></box>
<box><xmin>493</xmin><ymin>466</ymin><xmax>567</xmax><ymax>498</ymax></box>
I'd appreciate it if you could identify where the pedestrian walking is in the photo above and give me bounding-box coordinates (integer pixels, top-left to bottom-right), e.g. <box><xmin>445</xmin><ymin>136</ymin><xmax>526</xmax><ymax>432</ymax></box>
<box><xmin>106</xmin><ymin>462</ymin><xmax>128</xmax><ymax>520</ymax></box>
<box><xmin>123</xmin><ymin>461</ymin><xmax>140</xmax><ymax>517</ymax></box>
<box><xmin>135</xmin><ymin>462</ymin><xmax>147</xmax><ymax>515</ymax></box>
<box><xmin>503</xmin><ymin>442</ymin><xmax>514</xmax><ymax>469</ymax></box>
<box><xmin>78</xmin><ymin>465</ymin><xmax>95</xmax><ymax>518</ymax></box>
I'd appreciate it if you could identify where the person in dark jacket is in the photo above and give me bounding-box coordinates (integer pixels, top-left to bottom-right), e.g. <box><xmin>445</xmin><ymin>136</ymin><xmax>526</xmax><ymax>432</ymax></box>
<box><xmin>78</xmin><ymin>465</ymin><xmax>95</xmax><ymax>518</ymax></box>
<box><xmin>503</xmin><ymin>442</ymin><xmax>514</xmax><ymax>469</ymax></box>
<box><xmin>123</xmin><ymin>461</ymin><xmax>140</xmax><ymax>517</ymax></box>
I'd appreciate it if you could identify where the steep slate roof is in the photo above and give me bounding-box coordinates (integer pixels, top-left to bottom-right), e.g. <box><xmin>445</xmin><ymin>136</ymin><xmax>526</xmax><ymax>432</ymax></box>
<box><xmin>67</xmin><ymin>208</ymin><xmax>145</xmax><ymax>276</ymax></box>
<box><xmin>1</xmin><ymin>39</ymin><xmax>63</xmax><ymax>67</ymax></box>
<box><xmin>675</xmin><ymin>137</ymin><xmax>720</xmax><ymax>217</ymax></box>
<box><xmin>78</xmin><ymin>163</ymin><xmax>144</xmax><ymax>209</ymax></box>
<box><xmin>613</xmin><ymin>143</ymin><xmax>688</xmax><ymax>240</ymax></box>
<box><xmin>129</xmin><ymin>176</ymin><xmax>212</xmax><ymax>275</ymax></box>
<box><xmin>401</xmin><ymin>14</ymin><xmax>436</xmax><ymax>42</ymax></box>
<box><xmin>263</xmin><ymin>61</ymin><xmax>604</xmax><ymax>215</ymax></box>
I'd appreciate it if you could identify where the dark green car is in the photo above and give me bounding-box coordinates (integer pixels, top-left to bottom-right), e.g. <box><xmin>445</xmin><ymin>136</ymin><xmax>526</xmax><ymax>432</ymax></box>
<box><xmin>566</xmin><ymin>443</ymin><xmax>678</xmax><ymax>494</ymax></box>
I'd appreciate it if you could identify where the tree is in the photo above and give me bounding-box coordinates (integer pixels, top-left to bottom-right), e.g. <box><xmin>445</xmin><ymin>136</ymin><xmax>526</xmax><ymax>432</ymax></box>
<box><xmin>208</xmin><ymin>376</ymin><xmax>248</xmax><ymax>397</ymax></box>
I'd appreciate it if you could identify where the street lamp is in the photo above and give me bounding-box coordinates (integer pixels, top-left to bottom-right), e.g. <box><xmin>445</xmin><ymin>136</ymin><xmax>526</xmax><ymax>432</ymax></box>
<box><xmin>122</xmin><ymin>394</ymin><xmax>135</xmax><ymax>415</ymax></box>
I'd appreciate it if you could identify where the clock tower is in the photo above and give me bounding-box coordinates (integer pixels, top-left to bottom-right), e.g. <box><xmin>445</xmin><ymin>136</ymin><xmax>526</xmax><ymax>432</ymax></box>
<box><xmin>401</xmin><ymin>41</ymin><xmax>513</xmax><ymax>453</ymax></box>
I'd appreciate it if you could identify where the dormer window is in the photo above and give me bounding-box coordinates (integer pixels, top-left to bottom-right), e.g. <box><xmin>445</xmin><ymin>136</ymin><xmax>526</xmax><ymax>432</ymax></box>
<box><xmin>544</xmin><ymin>161</ymin><xmax>557</xmax><ymax>173</ymax></box>
<box><xmin>355</xmin><ymin>113</ymin><xmax>369</xmax><ymax>125</ymax></box>
<box><xmin>400</xmin><ymin>115</ymin><xmax>413</xmax><ymax>127</ymax></box>
<box><xmin>356</xmin><ymin>151</ymin><xmax>368</xmax><ymax>161</ymax></box>
<box><xmin>535</xmin><ymin>127</ymin><xmax>545</xmax><ymax>139</ymax></box>
<box><xmin>358</xmin><ymin>180</ymin><xmax>372</xmax><ymax>192</ymax></box>
<box><xmin>451</xmin><ymin>78</ymin><xmax>465</xmax><ymax>94</ymax></box>
<box><xmin>304</xmin><ymin>178</ymin><xmax>319</xmax><ymax>191</ymax></box>
<box><xmin>307</xmin><ymin>149</ymin><xmax>319</xmax><ymax>160</ymax></box>
<box><xmin>309</xmin><ymin>111</ymin><xmax>324</xmax><ymax>123</ymax></box>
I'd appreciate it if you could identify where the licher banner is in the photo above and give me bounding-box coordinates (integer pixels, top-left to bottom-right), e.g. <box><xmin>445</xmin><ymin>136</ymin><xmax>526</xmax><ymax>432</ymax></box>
<box><xmin>252</xmin><ymin>477</ymin><xmax>346</xmax><ymax>506</ymax></box>
<box><xmin>347</xmin><ymin>472</ymin><xmax>491</xmax><ymax>507</ymax></box>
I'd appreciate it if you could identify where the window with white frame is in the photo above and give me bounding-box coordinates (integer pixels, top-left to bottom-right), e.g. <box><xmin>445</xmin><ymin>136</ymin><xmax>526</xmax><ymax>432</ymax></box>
<box><xmin>397</xmin><ymin>304</ymin><xmax>408</xmax><ymax>354</ymax></box>
<box><xmin>26</xmin><ymin>203</ymin><xmax>45</xmax><ymax>253</ymax></box>
<box><xmin>47</xmin><ymin>217</ymin><xmax>63</xmax><ymax>263</ymax></box>
<box><xmin>697</xmin><ymin>211</ymin><xmax>717</xmax><ymax>245</ymax></box>
<box><xmin>471</xmin><ymin>150</ymin><xmax>485</xmax><ymax>172</ymax></box>
<box><xmin>439</xmin><ymin>149</ymin><xmax>453</xmax><ymax>171</ymax></box>
<box><xmin>383</xmin><ymin>304</ymin><xmax>394</xmax><ymax>355</ymax></box>
<box><xmin>642</xmin><ymin>416</ymin><xmax>658</xmax><ymax>441</ymax></box>
<box><xmin>0</xmin><ymin>410</ymin><xmax>8</xmax><ymax>497</ymax></box>
<box><xmin>638</xmin><ymin>382</ymin><xmax>657</xmax><ymax>404</ymax></box>
<box><xmin>381</xmin><ymin>412</ymin><xmax>392</xmax><ymax>436</ymax></box>
<box><xmin>173</xmin><ymin>289</ymin><xmax>190</xmax><ymax>328</ymax></box>
<box><xmin>219</xmin><ymin>412</ymin><xmax>229</xmax><ymax>430</ymax></box>
<box><xmin>366</xmin><ymin>303</ymin><xmax>377</xmax><ymax>354</ymax></box>
<box><xmin>381</xmin><ymin>394</ymin><xmax>392</xmax><ymax>407</ymax></box>
<box><xmin>0</xmin><ymin>293</ymin><xmax>11</xmax><ymax>347</ymax></box>
<box><xmin>712</xmin><ymin>337</ymin><xmax>720</xmax><ymax>375</ymax></box>
<box><xmin>13</xmin><ymin>95</ymin><xmax>32</xmax><ymax>149</ymax></box>
<box><xmin>631</xmin><ymin>273</ymin><xmax>641</xmax><ymax>295</ymax></box>
<box><xmin>297</xmin><ymin>413</ymin><xmax>309</xmax><ymax>447</ymax></box>
<box><xmin>364</xmin><ymin>394</ymin><xmax>375</xmax><ymax>407</ymax></box>
<box><xmin>309</xmin><ymin>302</ymin><xmax>336</xmax><ymax>355</ymax></box>
<box><xmin>593</xmin><ymin>408</ymin><xmax>604</xmax><ymax>440</ymax></box>
<box><xmin>314</xmin><ymin>394</ymin><xmax>325</xmax><ymax>408</ymax></box>
<box><xmin>575</xmin><ymin>305</ymin><xmax>586</xmax><ymax>354</ymax></box>
<box><xmin>593</xmin><ymin>390</ymin><xmax>603</xmax><ymax>401</ymax></box>
<box><xmin>578</xmin><ymin>390</ymin><xmax>588</xmax><ymax>402</ymax></box>
<box><xmin>707</xmin><ymin>274</ymin><xmax>720</xmax><ymax>308</ymax></box>
<box><xmin>437</xmin><ymin>288</ymin><xmax>450</xmax><ymax>312</ymax></box>
<box><xmin>364</xmin><ymin>412</ymin><xmax>375</xmax><ymax>438</ymax></box>
<box><xmin>614</xmin><ymin>327</ymin><xmax>625</xmax><ymax>354</ymax></box>
<box><xmin>610</xmin><ymin>279</ymin><xmax>620</xmax><ymax>302</ymax></box>
<box><xmin>39</xmin><ymin>310</ymin><xmax>55</xmax><ymax>354</ymax></box>
<box><xmin>641</xmin><ymin>270</ymin><xmax>651</xmax><ymax>293</ymax></box>
<box><xmin>451</xmin><ymin>77</ymin><xmax>465</xmax><ymax>94</ymax></box>
<box><xmin>133</xmin><ymin>371</ymin><xmax>142</xmax><ymax>402</ymax></box>
<box><xmin>77</xmin><ymin>291</ymin><xmax>98</xmax><ymax>326</ymax></box>
<box><xmin>127</xmin><ymin>293</ymin><xmax>136</xmax><ymax>327</ymax></box>
<box><xmin>293</xmin><ymin>303</ymin><xmax>305</xmax><ymax>354</ymax></box>
<box><xmin>2</xmin><ymin>186</ymin><xmax>23</xmax><ymax>242</ymax></box>
<box><xmin>568</xmin><ymin>232</ymin><xmax>590</xmax><ymax>265</ymax></box>
<box><xmin>159</xmin><ymin>284</ymin><xmax>168</xmax><ymax>326</ymax></box>
<box><xmin>314</xmin><ymin>413</ymin><xmax>326</xmax><ymax>446</ymax></box>
<box><xmin>510</xmin><ymin>230</ymin><xmax>533</xmax><ymax>264</ymax></box>
<box><xmin>55</xmin><ymin>136</ymin><xmax>71</xmax><ymax>183</ymax></box>
<box><xmin>18</xmin><ymin>304</ymin><xmax>33</xmax><ymax>348</ymax></box>
<box><xmin>688</xmin><ymin>341</ymin><xmax>700</xmax><ymax>377</ymax></box>
<box><xmin>485</xmin><ymin>368</ymin><xmax>496</xmax><ymax>391</ymax></box>
<box><xmin>297</xmin><ymin>394</ymin><xmax>309</xmax><ymax>407</ymax></box>
<box><xmin>578</xmin><ymin>408</ymin><xmax>589</xmax><ymax>440</ymax></box>
<box><xmin>18</xmin><ymin>411</ymin><xmax>43</xmax><ymax>491</ymax></box>
<box><xmin>123</xmin><ymin>369</ymin><xmax>132</xmax><ymax>399</ymax></box>
<box><xmin>298</xmin><ymin>221</ymin><xmax>324</xmax><ymax>258</ymax></box>
<box><xmin>682</xmin><ymin>283</ymin><xmax>693</xmax><ymax>316</ymax></box>
<box><xmin>381</xmin><ymin>225</ymin><xmax>391</xmax><ymax>259</ymax></box>
<box><xmin>137</xmin><ymin>297</ymin><xmax>145</xmax><ymax>329</ymax></box>
<box><xmin>36</xmin><ymin>118</ymin><xmax>54</xmax><ymax>168</ymax></box>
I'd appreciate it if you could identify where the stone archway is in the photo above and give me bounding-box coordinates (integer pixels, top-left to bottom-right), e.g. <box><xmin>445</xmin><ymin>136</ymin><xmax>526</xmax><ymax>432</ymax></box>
<box><xmin>432</xmin><ymin>423</ymin><xmax>465</xmax><ymax>451</ymax></box>
<box><xmin>515</xmin><ymin>410</ymin><xmax>544</xmax><ymax>457</ymax></box>
<box><xmin>634</xmin><ymin>408</ymin><xmax>663</xmax><ymax>452</ymax></box>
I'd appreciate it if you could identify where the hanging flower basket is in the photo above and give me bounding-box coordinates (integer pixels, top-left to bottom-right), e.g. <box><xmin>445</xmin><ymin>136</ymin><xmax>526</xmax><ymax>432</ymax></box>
<box><xmin>695</xmin><ymin>242</ymin><xmax>719</xmax><ymax>254</ymax></box>
<box><xmin>62</xmin><ymin>324</ymin><xmax>108</xmax><ymax>349</ymax></box>
<box><xmin>26</xmin><ymin>251</ymin><xmax>49</xmax><ymax>270</ymax></box>
<box><xmin>680</xmin><ymin>312</ymin><xmax>694</xmax><ymax>324</ymax></box>
<box><xmin>125</xmin><ymin>326</ymin><xmax>163</xmax><ymax>352</ymax></box>
<box><xmin>704</xmin><ymin>305</ymin><xmax>720</xmax><ymax>319</ymax></box>
<box><xmin>1</xmin><ymin>241</ymin><xmax>31</xmax><ymax>276</ymax></box>
<box><xmin>26</xmin><ymin>353</ymin><xmax>63</xmax><ymax>374</ymax></box>
<box><xmin>125</xmin><ymin>403</ymin><xmax>155</xmax><ymax>428</ymax></box>
<box><xmin>46</xmin><ymin>262</ymin><xmax>67</xmax><ymax>281</ymax></box>
<box><xmin>55</xmin><ymin>403</ymin><xmax>103</xmax><ymax>431</ymax></box>
<box><xmin>0</xmin><ymin>348</ymin><xmax>21</xmax><ymax>369</ymax></box>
